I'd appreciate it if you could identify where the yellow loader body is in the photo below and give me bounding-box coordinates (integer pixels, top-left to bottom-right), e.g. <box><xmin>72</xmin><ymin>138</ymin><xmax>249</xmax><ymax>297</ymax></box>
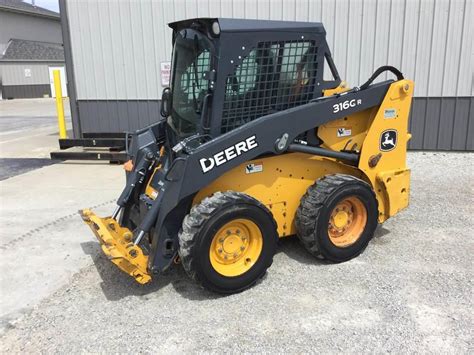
<box><xmin>81</xmin><ymin>79</ymin><xmax>413</xmax><ymax>284</ymax></box>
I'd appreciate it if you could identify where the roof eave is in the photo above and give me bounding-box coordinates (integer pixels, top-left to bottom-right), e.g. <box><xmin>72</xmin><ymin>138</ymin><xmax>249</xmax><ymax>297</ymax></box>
<box><xmin>0</xmin><ymin>58</ymin><xmax>65</xmax><ymax>63</ymax></box>
<box><xmin>0</xmin><ymin>5</ymin><xmax>60</xmax><ymax>20</ymax></box>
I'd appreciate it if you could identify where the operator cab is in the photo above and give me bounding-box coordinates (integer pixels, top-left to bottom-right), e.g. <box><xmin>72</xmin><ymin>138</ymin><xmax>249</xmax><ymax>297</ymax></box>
<box><xmin>162</xmin><ymin>18</ymin><xmax>341</xmax><ymax>142</ymax></box>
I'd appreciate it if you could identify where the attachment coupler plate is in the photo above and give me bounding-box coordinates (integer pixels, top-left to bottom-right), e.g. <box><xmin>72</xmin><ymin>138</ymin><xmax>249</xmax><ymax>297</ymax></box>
<box><xmin>79</xmin><ymin>209</ymin><xmax>151</xmax><ymax>284</ymax></box>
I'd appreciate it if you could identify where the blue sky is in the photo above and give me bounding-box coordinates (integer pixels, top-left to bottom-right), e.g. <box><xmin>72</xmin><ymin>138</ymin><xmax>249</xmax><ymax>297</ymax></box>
<box><xmin>28</xmin><ymin>0</ymin><xmax>59</xmax><ymax>13</ymax></box>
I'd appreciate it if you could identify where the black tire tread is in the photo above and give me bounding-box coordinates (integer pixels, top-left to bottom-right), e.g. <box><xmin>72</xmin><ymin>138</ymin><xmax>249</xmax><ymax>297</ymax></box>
<box><xmin>178</xmin><ymin>191</ymin><xmax>277</xmax><ymax>291</ymax></box>
<box><xmin>295</xmin><ymin>174</ymin><xmax>377</xmax><ymax>261</ymax></box>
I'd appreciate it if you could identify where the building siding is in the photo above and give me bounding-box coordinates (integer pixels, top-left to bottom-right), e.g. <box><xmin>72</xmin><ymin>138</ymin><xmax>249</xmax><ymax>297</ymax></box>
<box><xmin>2</xmin><ymin>84</ymin><xmax>51</xmax><ymax>99</ymax></box>
<box><xmin>0</xmin><ymin>62</ymin><xmax>65</xmax><ymax>99</ymax></box>
<box><xmin>73</xmin><ymin>97</ymin><xmax>474</xmax><ymax>151</ymax></box>
<box><xmin>77</xmin><ymin>100</ymin><xmax>161</xmax><ymax>133</ymax></box>
<box><xmin>0</xmin><ymin>62</ymin><xmax>57</xmax><ymax>85</ymax></box>
<box><xmin>63</xmin><ymin>0</ymin><xmax>473</xmax><ymax>150</ymax></box>
<box><xmin>409</xmin><ymin>97</ymin><xmax>473</xmax><ymax>150</ymax></box>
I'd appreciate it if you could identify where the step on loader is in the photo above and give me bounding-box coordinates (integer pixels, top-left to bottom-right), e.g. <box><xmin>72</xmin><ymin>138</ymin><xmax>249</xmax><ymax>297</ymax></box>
<box><xmin>81</xmin><ymin>18</ymin><xmax>414</xmax><ymax>293</ymax></box>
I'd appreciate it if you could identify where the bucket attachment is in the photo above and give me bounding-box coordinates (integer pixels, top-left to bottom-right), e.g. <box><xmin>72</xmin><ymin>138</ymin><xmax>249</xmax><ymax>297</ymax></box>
<box><xmin>80</xmin><ymin>209</ymin><xmax>151</xmax><ymax>284</ymax></box>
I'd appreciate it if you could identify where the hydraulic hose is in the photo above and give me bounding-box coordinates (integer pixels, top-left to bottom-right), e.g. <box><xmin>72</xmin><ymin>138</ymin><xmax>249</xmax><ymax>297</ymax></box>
<box><xmin>310</xmin><ymin>66</ymin><xmax>404</xmax><ymax>104</ymax></box>
<box><xmin>288</xmin><ymin>144</ymin><xmax>359</xmax><ymax>164</ymax></box>
<box><xmin>359</xmin><ymin>65</ymin><xmax>404</xmax><ymax>91</ymax></box>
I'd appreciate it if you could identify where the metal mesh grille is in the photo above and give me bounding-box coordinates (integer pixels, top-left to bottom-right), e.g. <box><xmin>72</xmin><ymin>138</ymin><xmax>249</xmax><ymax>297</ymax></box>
<box><xmin>221</xmin><ymin>41</ymin><xmax>318</xmax><ymax>133</ymax></box>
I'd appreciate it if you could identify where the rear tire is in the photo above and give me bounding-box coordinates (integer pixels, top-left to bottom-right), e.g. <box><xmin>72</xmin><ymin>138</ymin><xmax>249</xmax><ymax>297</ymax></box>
<box><xmin>295</xmin><ymin>174</ymin><xmax>378</xmax><ymax>262</ymax></box>
<box><xmin>178</xmin><ymin>191</ymin><xmax>278</xmax><ymax>294</ymax></box>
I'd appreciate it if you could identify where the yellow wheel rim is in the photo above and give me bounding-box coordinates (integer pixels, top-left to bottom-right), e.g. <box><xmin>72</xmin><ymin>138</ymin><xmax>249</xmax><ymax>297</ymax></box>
<box><xmin>328</xmin><ymin>196</ymin><xmax>367</xmax><ymax>248</ymax></box>
<box><xmin>209</xmin><ymin>218</ymin><xmax>263</xmax><ymax>277</ymax></box>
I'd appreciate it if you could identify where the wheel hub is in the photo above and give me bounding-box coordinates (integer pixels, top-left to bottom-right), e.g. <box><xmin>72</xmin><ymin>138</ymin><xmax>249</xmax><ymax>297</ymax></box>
<box><xmin>333</xmin><ymin>209</ymin><xmax>350</xmax><ymax>229</ymax></box>
<box><xmin>328</xmin><ymin>196</ymin><xmax>367</xmax><ymax>247</ymax></box>
<box><xmin>217</xmin><ymin>231</ymin><xmax>248</xmax><ymax>261</ymax></box>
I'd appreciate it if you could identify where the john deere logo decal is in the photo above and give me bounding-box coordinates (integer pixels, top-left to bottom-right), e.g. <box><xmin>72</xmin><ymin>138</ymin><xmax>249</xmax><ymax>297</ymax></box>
<box><xmin>380</xmin><ymin>129</ymin><xmax>397</xmax><ymax>152</ymax></box>
<box><xmin>199</xmin><ymin>135</ymin><xmax>259</xmax><ymax>173</ymax></box>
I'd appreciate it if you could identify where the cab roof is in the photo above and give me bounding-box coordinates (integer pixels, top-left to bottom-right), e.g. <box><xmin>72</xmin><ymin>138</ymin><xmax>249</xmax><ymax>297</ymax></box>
<box><xmin>169</xmin><ymin>18</ymin><xmax>325</xmax><ymax>34</ymax></box>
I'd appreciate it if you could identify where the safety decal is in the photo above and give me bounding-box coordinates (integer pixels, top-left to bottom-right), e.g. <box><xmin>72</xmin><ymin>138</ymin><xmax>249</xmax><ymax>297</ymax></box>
<box><xmin>380</xmin><ymin>129</ymin><xmax>397</xmax><ymax>152</ymax></box>
<box><xmin>384</xmin><ymin>108</ymin><xmax>397</xmax><ymax>119</ymax></box>
<box><xmin>245</xmin><ymin>162</ymin><xmax>263</xmax><ymax>174</ymax></box>
<box><xmin>337</xmin><ymin>128</ymin><xmax>352</xmax><ymax>137</ymax></box>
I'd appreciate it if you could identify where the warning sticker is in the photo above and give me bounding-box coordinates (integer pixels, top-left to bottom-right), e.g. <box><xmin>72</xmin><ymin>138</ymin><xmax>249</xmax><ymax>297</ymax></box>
<box><xmin>245</xmin><ymin>163</ymin><xmax>263</xmax><ymax>174</ymax></box>
<box><xmin>384</xmin><ymin>108</ymin><xmax>397</xmax><ymax>119</ymax></box>
<box><xmin>160</xmin><ymin>62</ymin><xmax>171</xmax><ymax>86</ymax></box>
<box><xmin>337</xmin><ymin>128</ymin><xmax>352</xmax><ymax>137</ymax></box>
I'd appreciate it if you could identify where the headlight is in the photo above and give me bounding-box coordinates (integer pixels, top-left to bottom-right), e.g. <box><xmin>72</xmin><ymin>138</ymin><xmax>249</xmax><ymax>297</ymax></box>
<box><xmin>211</xmin><ymin>21</ymin><xmax>220</xmax><ymax>36</ymax></box>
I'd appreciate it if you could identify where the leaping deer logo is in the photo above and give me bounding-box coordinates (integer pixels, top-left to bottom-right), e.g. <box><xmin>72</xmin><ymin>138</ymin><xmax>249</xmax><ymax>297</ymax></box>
<box><xmin>382</xmin><ymin>133</ymin><xmax>395</xmax><ymax>148</ymax></box>
<box><xmin>380</xmin><ymin>130</ymin><xmax>397</xmax><ymax>151</ymax></box>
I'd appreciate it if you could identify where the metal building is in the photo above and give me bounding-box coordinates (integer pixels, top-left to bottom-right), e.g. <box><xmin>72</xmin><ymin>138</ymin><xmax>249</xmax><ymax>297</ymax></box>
<box><xmin>0</xmin><ymin>0</ymin><xmax>66</xmax><ymax>99</ymax></box>
<box><xmin>60</xmin><ymin>0</ymin><xmax>473</xmax><ymax>150</ymax></box>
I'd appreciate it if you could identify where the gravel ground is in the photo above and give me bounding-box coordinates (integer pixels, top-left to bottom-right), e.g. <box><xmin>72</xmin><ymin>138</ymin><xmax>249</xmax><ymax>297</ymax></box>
<box><xmin>1</xmin><ymin>152</ymin><xmax>473</xmax><ymax>353</ymax></box>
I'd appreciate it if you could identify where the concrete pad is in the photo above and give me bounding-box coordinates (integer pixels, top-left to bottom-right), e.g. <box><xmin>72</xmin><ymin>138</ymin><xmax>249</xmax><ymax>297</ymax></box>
<box><xmin>0</xmin><ymin>161</ymin><xmax>124</xmax><ymax>327</ymax></box>
<box><xmin>0</xmin><ymin>126</ymin><xmax>65</xmax><ymax>159</ymax></box>
<box><xmin>0</xmin><ymin>98</ymin><xmax>128</xmax><ymax>331</ymax></box>
<box><xmin>0</xmin><ymin>98</ymin><xmax>70</xmax><ymax>119</ymax></box>
<box><xmin>0</xmin><ymin>98</ymin><xmax>72</xmax><ymax>159</ymax></box>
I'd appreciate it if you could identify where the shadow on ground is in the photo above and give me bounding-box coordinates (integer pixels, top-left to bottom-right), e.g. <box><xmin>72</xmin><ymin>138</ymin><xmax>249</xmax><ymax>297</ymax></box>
<box><xmin>277</xmin><ymin>236</ymin><xmax>322</xmax><ymax>265</ymax></box>
<box><xmin>277</xmin><ymin>224</ymin><xmax>392</xmax><ymax>261</ymax></box>
<box><xmin>0</xmin><ymin>158</ymin><xmax>59</xmax><ymax>181</ymax></box>
<box><xmin>81</xmin><ymin>225</ymin><xmax>393</xmax><ymax>301</ymax></box>
<box><xmin>81</xmin><ymin>241</ymin><xmax>221</xmax><ymax>302</ymax></box>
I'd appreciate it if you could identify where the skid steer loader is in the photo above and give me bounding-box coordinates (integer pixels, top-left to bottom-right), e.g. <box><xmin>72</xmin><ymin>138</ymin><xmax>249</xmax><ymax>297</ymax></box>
<box><xmin>81</xmin><ymin>18</ymin><xmax>414</xmax><ymax>293</ymax></box>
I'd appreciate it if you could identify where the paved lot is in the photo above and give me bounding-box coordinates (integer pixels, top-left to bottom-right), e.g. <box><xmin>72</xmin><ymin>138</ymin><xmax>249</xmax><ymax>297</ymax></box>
<box><xmin>0</xmin><ymin>99</ymin><xmax>473</xmax><ymax>353</ymax></box>
<box><xmin>0</xmin><ymin>98</ymin><xmax>72</xmax><ymax>169</ymax></box>
<box><xmin>0</xmin><ymin>99</ymin><xmax>125</xmax><ymax>333</ymax></box>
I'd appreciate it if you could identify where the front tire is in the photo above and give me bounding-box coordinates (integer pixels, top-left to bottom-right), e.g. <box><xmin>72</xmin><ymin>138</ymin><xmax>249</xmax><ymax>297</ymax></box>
<box><xmin>178</xmin><ymin>191</ymin><xmax>278</xmax><ymax>294</ymax></box>
<box><xmin>295</xmin><ymin>174</ymin><xmax>378</xmax><ymax>262</ymax></box>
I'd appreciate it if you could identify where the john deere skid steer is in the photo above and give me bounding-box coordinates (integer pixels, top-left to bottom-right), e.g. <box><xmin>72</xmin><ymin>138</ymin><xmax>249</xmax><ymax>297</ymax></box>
<box><xmin>81</xmin><ymin>18</ymin><xmax>414</xmax><ymax>293</ymax></box>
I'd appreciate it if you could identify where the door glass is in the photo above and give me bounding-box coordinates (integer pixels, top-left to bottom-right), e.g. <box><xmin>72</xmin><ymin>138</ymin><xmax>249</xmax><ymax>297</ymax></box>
<box><xmin>170</xmin><ymin>29</ymin><xmax>213</xmax><ymax>138</ymax></box>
